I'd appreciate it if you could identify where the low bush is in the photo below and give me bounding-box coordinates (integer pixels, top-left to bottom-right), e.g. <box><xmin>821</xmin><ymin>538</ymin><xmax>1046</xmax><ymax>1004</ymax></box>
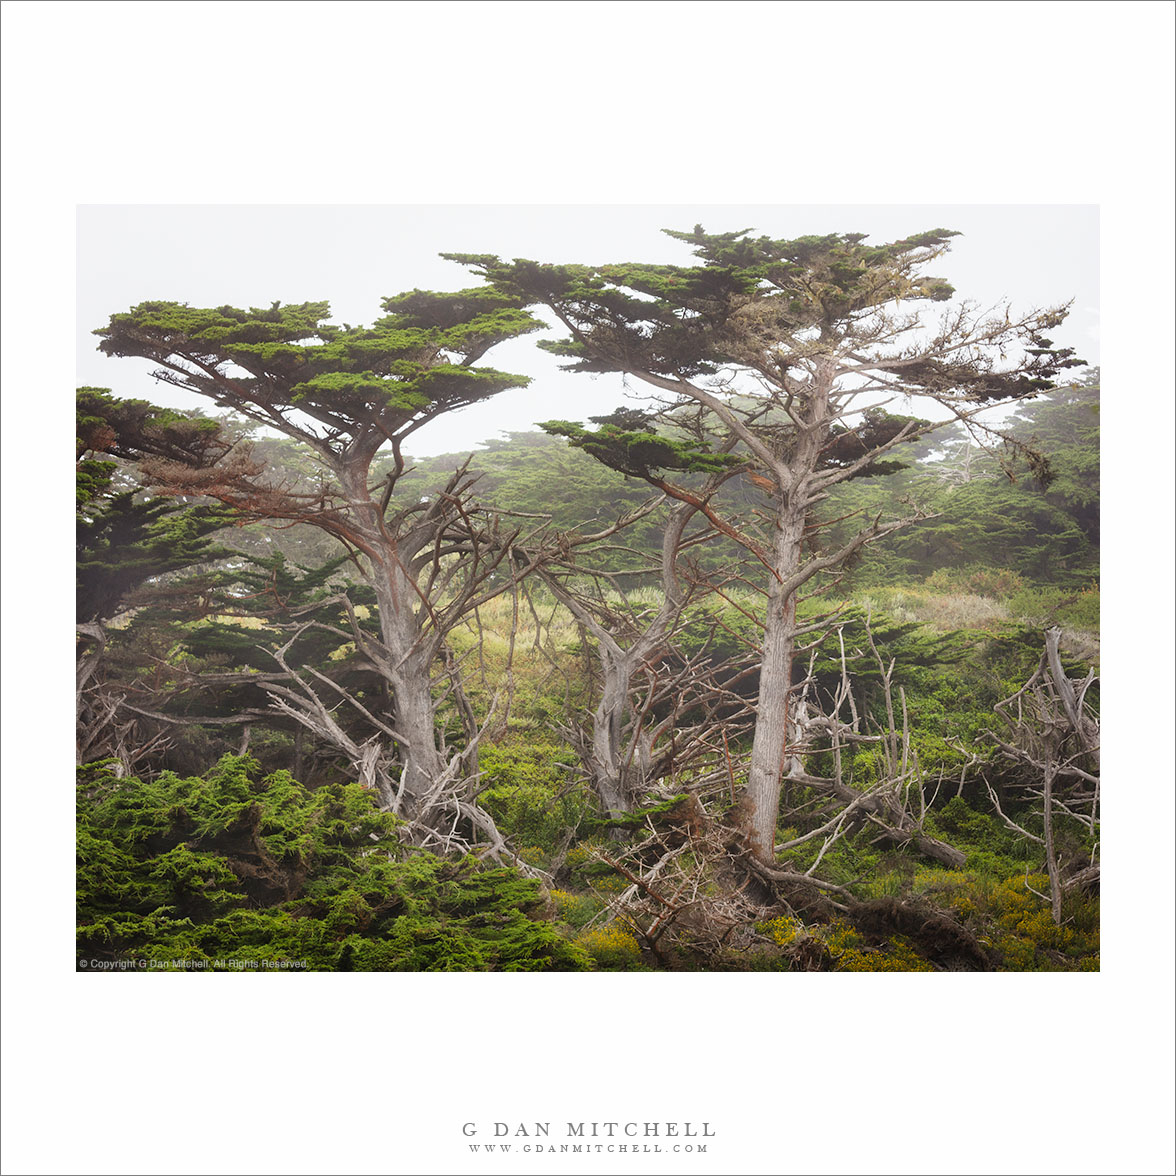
<box><xmin>77</xmin><ymin>755</ymin><xmax>591</xmax><ymax>972</ymax></box>
<box><xmin>477</xmin><ymin>740</ymin><xmax>589</xmax><ymax>856</ymax></box>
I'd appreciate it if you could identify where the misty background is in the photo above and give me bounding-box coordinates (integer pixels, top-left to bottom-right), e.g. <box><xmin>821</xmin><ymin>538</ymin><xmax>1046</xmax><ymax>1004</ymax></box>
<box><xmin>77</xmin><ymin>203</ymin><xmax>1099</xmax><ymax>456</ymax></box>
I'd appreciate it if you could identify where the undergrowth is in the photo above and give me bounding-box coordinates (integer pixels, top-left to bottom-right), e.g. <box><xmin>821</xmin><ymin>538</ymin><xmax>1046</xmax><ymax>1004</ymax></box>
<box><xmin>78</xmin><ymin>580</ymin><xmax>1099</xmax><ymax>973</ymax></box>
<box><xmin>77</xmin><ymin>756</ymin><xmax>590</xmax><ymax>972</ymax></box>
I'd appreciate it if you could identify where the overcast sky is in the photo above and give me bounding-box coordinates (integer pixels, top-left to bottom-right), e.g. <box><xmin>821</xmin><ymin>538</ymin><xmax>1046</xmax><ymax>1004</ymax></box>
<box><xmin>77</xmin><ymin>203</ymin><xmax>1099</xmax><ymax>456</ymax></box>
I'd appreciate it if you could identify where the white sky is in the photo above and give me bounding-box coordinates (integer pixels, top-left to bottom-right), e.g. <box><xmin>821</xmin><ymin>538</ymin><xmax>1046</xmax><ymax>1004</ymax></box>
<box><xmin>3</xmin><ymin>2</ymin><xmax>1173</xmax><ymax>1175</ymax></box>
<box><xmin>77</xmin><ymin>203</ymin><xmax>1099</xmax><ymax>455</ymax></box>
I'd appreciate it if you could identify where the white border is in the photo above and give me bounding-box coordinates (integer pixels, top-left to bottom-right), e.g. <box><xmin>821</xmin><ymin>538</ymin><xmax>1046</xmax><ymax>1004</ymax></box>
<box><xmin>3</xmin><ymin>3</ymin><xmax>1173</xmax><ymax>1174</ymax></box>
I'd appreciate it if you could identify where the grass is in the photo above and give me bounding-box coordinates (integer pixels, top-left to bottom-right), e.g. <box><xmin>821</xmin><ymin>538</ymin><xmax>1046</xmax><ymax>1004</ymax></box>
<box><xmin>851</xmin><ymin>587</ymin><xmax>1011</xmax><ymax>631</ymax></box>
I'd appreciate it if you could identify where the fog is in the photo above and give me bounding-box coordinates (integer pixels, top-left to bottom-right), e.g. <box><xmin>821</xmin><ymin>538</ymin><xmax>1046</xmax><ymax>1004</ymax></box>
<box><xmin>77</xmin><ymin>203</ymin><xmax>1098</xmax><ymax>455</ymax></box>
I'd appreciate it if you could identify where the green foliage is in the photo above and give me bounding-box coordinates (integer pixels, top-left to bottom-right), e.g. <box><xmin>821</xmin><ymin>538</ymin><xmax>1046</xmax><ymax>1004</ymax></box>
<box><xmin>98</xmin><ymin>552</ymin><xmax>391</xmax><ymax>778</ymax></box>
<box><xmin>795</xmin><ymin>606</ymin><xmax>985</xmax><ymax>778</ymax></box>
<box><xmin>1007</xmin><ymin>582</ymin><xmax>1100</xmax><ymax>632</ymax></box>
<box><xmin>815</xmin><ymin>376</ymin><xmax>1100</xmax><ymax>591</ymax></box>
<box><xmin>452</xmin><ymin>228</ymin><xmax>1080</xmax><ymax>394</ymax></box>
<box><xmin>819</xmin><ymin>408</ymin><xmax>929</xmax><ymax>479</ymax></box>
<box><xmin>926</xmin><ymin>797</ymin><xmax>1031</xmax><ymax>865</ymax></box>
<box><xmin>548</xmin><ymin>888</ymin><xmax>604</xmax><ymax>930</ymax></box>
<box><xmin>775</xmin><ymin>819</ymin><xmax>886</xmax><ymax>890</ymax></box>
<box><xmin>674</xmin><ymin>595</ymin><xmax>763</xmax><ymax>663</ymax></box>
<box><xmin>1003</xmin><ymin>369</ymin><xmax>1099</xmax><ymax>543</ymax></box>
<box><xmin>476</xmin><ymin>740</ymin><xmax>589</xmax><ymax>853</ymax></box>
<box><xmin>563</xmin><ymin>840</ymin><xmax>628</xmax><ymax>891</ymax></box>
<box><xmin>77</xmin><ymin>756</ymin><xmax>590</xmax><ymax>972</ymax></box>
<box><xmin>77</xmin><ymin>386</ymin><xmax>228</xmax><ymax>468</ymax></box>
<box><xmin>540</xmin><ymin>416</ymin><xmax>742</xmax><ymax>482</ymax></box>
<box><xmin>820</xmin><ymin>920</ymin><xmax>936</xmax><ymax>973</ymax></box>
<box><xmin>916</xmin><ymin>870</ymin><xmax>1099</xmax><ymax>971</ymax></box>
<box><xmin>923</xmin><ymin>565</ymin><xmax>1027</xmax><ymax>599</ymax></box>
<box><xmin>756</xmin><ymin>914</ymin><xmax>936</xmax><ymax>972</ymax></box>
<box><xmin>573</xmin><ymin>924</ymin><xmax>647</xmax><ymax>970</ymax></box>
<box><xmin>826</xmin><ymin>471</ymin><xmax>1096</xmax><ymax>588</ymax></box>
<box><xmin>95</xmin><ymin>294</ymin><xmax>544</xmax><ymax>440</ymax></box>
<box><xmin>77</xmin><ymin>491</ymin><xmax>233</xmax><ymax>623</ymax></box>
<box><xmin>172</xmin><ymin>551</ymin><xmax>360</xmax><ymax>668</ymax></box>
<box><xmin>76</xmin><ymin>459</ymin><xmax>118</xmax><ymax>510</ymax></box>
<box><xmin>76</xmin><ymin>388</ymin><xmax>235</xmax><ymax>623</ymax></box>
<box><xmin>794</xmin><ymin>612</ymin><xmax>1096</xmax><ymax>800</ymax></box>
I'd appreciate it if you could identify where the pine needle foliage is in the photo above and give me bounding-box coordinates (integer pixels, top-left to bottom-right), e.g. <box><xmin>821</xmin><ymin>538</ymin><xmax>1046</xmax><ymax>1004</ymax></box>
<box><xmin>77</xmin><ymin>756</ymin><xmax>590</xmax><ymax>972</ymax></box>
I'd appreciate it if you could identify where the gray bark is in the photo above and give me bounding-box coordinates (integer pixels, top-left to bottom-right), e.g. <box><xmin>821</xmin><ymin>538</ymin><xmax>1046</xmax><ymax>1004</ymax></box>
<box><xmin>742</xmin><ymin>362</ymin><xmax>832</xmax><ymax>860</ymax></box>
<box><xmin>744</xmin><ymin>507</ymin><xmax>803</xmax><ymax>859</ymax></box>
<box><xmin>1044</xmin><ymin>626</ymin><xmax>1100</xmax><ymax>772</ymax></box>
<box><xmin>591</xmin><ymin>645</ymin><xmax>636</xmax><ymax>818</ymax></box>
<box><xmin>368</xmin><ymin>548</ymin><xmax>447</xmax><ymax>814</ymax></box>
<box><xmin>543</xmin><ymin>497</ymin><xmax>700</xmax><ymax>819</ymax></box>
<box><xmin>252</xmin><ymin>457</ymin><xmax>526</xmax><ymax>852</ymax></box>
<box><xmin>1042</xmin><ymin>761</ymin><xmax>1063</xmax><ymax>924</ymax></box>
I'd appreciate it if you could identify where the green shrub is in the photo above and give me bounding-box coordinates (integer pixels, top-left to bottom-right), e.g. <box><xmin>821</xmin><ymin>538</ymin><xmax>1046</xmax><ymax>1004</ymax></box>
<box><xmin>924</xmin><ymin>565</ymin><xmax>1026</xmax><ymax>599</ymax></box>
<box><xmin>477</xmin><ymin>740</ymin><xmax>589</xmax><ymax>853</ymax></box>
<box><xmin>1008</xmin><ymin>583</ymin><xmax>1100</xmax><ymax>633</ymax></box>
<box><xmin>574</xmin><ymin>923</ymin><xmax>647</xmax><ymax>970</ymax></box>
<box><xmin>77</xmin><ymin>756</ymin><xmax>591</xmax><ymax>972</ymax></box>
<box><xmin>549</xmin><ymin>888</ymin><xmax>604</xmax><ymax>929</ymax></box>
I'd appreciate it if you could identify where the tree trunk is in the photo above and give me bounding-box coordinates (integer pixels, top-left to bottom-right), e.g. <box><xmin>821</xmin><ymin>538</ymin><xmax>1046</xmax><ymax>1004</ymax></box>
<box><xmin>743</xmin><ymin>500</ymin><xmax>805</xmax><ymax>860</ymax></box>
<box><xmin>591</xmin><ymin>648</ymin><xmax>634</xmax><ymax>819</ymax></box>
<box><xmin>739</xmin><ymin>366</ymin><xmax>833</xmax><ymax>863</ymax></box>
<box><xmin>558</xmin><ymin>498</ymin><xmax>697</xmax><ymax>821</ymax></box>
<box><xmin>370</xmin><ymin>554</ymin><xmax>447</xmax><ymax>817</ymax></box>
<box><xmin>326</xmin><ymin>469</ymin><xmax>451</xmax><ymax>818</ymax></box>
<box><xmin>389</xmin><ymin>656</ymin><xmax>447</xmax><ymax>815</ymax></box>
<box><xmin>1044</xmin><ymin>626</ymin><xmax>1100</xmax><ymax>772</ymax></box>
<box><xmin>76</xmin><ymin>622</ymin><xmax>109</xmax><ymax>764</ymax></box>
<box><xmin>1042</xmin><ymin>761</ymin><xmax>1063</xmax><ymax>924</ymax></box>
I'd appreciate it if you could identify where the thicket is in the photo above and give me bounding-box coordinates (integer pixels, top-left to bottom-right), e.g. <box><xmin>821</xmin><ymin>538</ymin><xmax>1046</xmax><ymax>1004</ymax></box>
<box><xmin>78</xmin><ymin>588</ymin><xmax>1099</xmax><ymax>971</ymax></box>
<box><xmin>78</xmin><ymin>756</ymin><xmax>590</xmax><ymax>971</ymax></box>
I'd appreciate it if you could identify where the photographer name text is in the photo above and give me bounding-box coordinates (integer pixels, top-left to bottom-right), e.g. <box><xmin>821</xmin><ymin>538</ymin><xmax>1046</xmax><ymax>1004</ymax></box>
<box><xmin>463</xmin><ymin>1122</ymin><xmax>714</xmax><ymax>1138</ymax></box>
